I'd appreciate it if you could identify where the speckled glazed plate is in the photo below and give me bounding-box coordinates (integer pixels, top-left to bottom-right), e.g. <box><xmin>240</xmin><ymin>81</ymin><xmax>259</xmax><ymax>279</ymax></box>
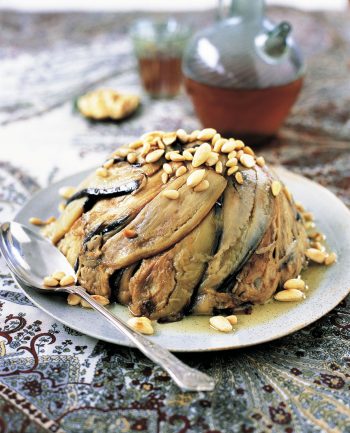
<box><xmin>14</xmin><ymin>166</ymin><xmax>350</xmax><ymax>352</ymax></box>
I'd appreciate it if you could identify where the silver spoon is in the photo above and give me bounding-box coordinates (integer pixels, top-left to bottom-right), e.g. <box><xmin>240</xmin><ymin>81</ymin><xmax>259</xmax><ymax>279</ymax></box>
<box><xmin>0</xmin><ymin>221</ymin><xmax>215</xmax><ymax>392</ymax></box>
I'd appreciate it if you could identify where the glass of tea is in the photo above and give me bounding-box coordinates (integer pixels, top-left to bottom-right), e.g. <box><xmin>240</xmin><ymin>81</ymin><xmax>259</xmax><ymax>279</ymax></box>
<box><xmin>130</xmin><ymin>18</ymin><xmax>190</xmax><ymax>99</ymax></box>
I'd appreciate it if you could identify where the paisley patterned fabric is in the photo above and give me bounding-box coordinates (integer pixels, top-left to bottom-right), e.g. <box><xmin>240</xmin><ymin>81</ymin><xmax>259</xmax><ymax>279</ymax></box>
<box><xmin>0</xmin><ymin>8</ymin><xmax>349</xmax><ymax>433</ymax></box>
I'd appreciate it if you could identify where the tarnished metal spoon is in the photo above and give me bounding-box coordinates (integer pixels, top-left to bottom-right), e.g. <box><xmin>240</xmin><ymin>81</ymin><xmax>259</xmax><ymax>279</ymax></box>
<box><xmin>0</xmin><ymin>221</ymin><xmax>215</xmax><ymax>392</ymax></box>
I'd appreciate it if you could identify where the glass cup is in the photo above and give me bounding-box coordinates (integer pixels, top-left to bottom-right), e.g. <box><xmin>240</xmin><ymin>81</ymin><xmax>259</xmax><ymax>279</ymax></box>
<box><xmin>130</xmin><ymin>18</ymin><xmax>190</xmax><ymax>99</ymax></box>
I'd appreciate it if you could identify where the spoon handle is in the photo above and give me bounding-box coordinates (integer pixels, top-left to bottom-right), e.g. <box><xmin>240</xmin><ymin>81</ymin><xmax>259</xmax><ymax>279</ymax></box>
<box><xmin>68</xmin><ymin>286</ymin><xmax>215</xmax><ymax>392</ymax></box>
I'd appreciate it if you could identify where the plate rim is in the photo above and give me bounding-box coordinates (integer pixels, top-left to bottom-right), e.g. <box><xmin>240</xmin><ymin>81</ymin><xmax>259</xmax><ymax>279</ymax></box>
<box><xmin>12</xmin><ymin>166</ymin><xmax>350</xmax><ymax>352</ymax></box>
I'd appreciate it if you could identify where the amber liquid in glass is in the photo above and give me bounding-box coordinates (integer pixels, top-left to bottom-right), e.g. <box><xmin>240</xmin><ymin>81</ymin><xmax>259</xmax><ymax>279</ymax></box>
<box><xmin>185</xmin><ymin>77</ymin><xmax>303</xmax><ymax>143</ymax></box>
<box><xmin>138</xmin><ymin>56</ymin><xmax>183</xmax><ymax>98</ymax></box>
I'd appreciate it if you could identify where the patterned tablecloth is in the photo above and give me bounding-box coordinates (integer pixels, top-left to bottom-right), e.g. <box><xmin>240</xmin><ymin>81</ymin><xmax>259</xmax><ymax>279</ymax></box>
<box><xmin>0</xmin><ymin>7</ymin><xmax>350</xmax><ymax>433</ymax></box>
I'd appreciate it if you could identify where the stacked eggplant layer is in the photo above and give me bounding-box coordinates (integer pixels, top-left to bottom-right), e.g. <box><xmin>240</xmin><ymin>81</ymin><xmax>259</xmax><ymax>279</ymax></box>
<box><xmin>44</xmin><ymin>157</ymin><xmax>308</xmax><ymax>322</ymax></box>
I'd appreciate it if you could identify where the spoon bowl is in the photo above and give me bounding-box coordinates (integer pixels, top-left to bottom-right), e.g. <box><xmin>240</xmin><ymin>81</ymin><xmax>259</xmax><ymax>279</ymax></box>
<box><xmin>0</xmin><ymin>221</ymin><xmax>215</xmax><ymax>392</ymax></box>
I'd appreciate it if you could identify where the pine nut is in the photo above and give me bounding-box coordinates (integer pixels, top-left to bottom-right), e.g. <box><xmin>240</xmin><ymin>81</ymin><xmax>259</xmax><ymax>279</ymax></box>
<box><xmin>228</xmin><ymin>150</ymin><xmax>237</xmax><ymax>159</ymax></box>
<box><xmin>163</xmin><ymin>163</ymin><xmax>173</xmax><ymax>174</ymax></box>
<box><xmin>197</xmin><ymin>128</ymin><xmax>217</xmax><ymax>141</ymax></box>
<box><xmin>169</xmin><ymin>152</ymin><xmax>185</xmax><ymax>162</ymax></box>
<box><xmin>59</xmin><ymin>186</ymin><xmax>76</xmax><ymax>199</ymax></box>
<box><xmin>234</xmin><ymin>140</ymin><xmax>245</xmax><ymax>150</ymax></box>
<box><xmin>256</xmin><ymin>156</ymin><xmax>265</xmax><ymax>167</ymax></box>
<box><xmin>226</xmin><ymin>315</ymin><xmax>238</xmax><ymax>325</ymax></box>
<box><xmin>29</xmin><ymin>217</ymin><xmax>44</xmax><ymax>226</ymax></box>
<box><xmin>162</xmin><ymin>132</ymin><xmax>177</xmax><ymax>145</ymax></box>
<box><xmin>188</xmin><ymin>130</ymin><xmax>200</xmax><ymax>142</ymax></box>
<box><xmin>305</xmin><ymin>222</ymin><xmax>315</xmax><ymax>230</ymax></box>
<box><xmin>43</xmin><ymin>276</ymin><xmax>59</xmax><ymax>287</ymax></box>
<box><xmin>118</xmin><ymin>148</ymin><xmax>130</xmax><ymax>157</ymax></box>
<box><xmin>295</xmin><ymin>201</ymin><xmax>305</xmax><ymax>212</ymax></box>
<box><xmin>235</xmin><ymin>171</ymin><xmax>244</xmax><ymax>184</ymax></box>
<box><xmin>226</xmin><ymin>157</ymin><xmax>238</xmax><ymax>167</ymax></box>
<box><xmin>274</xmin><ymin>289</ymin><xmax>305</xmax><ymax>302</ymax></box>
<box><xmin>213</xmin><ymin>138</ymin><xmax>227</xmax><ymax>153</ymax></box>
<box><xmin>124</xmin><ymin>229</ymin><xmax>138</xmax><ymax>238</ymax></box>
<box><xmin>103</xmin><ymin>158</ymin><xmax>114</xmax><ymax>169</ymax></box>
<box><xmin>129</xmin><ymin>140</ymin><xmax>143</xmax><ymax>149</ymax></box>
<box><xmin>176</xmin><ymin>129</ymin><xmax>188</xmax><ymax>143</ymax></box>
<box><xmin>157</xmin><ymin>139</ymin><xmax>165</xmax><ymax>150</ymax></box>
<box><xmin>215</xmin><ymin>161</ymin><xmax>223</xmax><ymax>174</ymax></box>
<box><xmin>52</xmin><ymin>271</ymin><xmax>66</xmax><ymax>281</ymax></box>
<box><xmin>192</xmin><ymin>143</ymin><xmax>212</xmax><ymax>167</ymax></box>
<box><xmin>305</xmin><ymin>248</ymin><xmax>326</xmax><ymax>264</ymax></box>
<box><xmin>141</xmin><ymin>141</ymin><xmax>151</xmax><ymax>156</ymax></box>
<box><xmin>205</xmin><ymin>152</ymin><xmax>219</xmax><ymax>166</ymax></box>
<box><xmin>67</xmin><ymin>293</ymin><xmax>81</xmax><ymax>306</ymax></box>
<box><xmin>96</xmin><ymin>167</ymin><xmax>108</xmax><ymax>178</ymax></box>
<box><xmin>237</xmin><ymin>150</ymin><xmax>244</xmax><ymax>158</ymax></box>
<box><xmin>324</xmin><ymin>252</ymin><xmax>337</xmax><ymax>265</ymax></box>
<box><xmin>176</xmin><ymin>166</ymin><xmax>187</xmax><ymax>177</ymax></box>
<box><xmin>228</xmin><ymin>166</ymin><xmax>239</xmax><ymax>176</ymax></box>
<box><xmin>193</xmin><ymin>180</ymin><xmax>210</xmax><ymax>192</ymax></box>
<box><xmin>209</xmin><ymin>316</ymin><xmax>232</xmax><ymax>333</ymax></box>
<box><xmin>284</xmin><ymin>186</ymin><xmax>293</xmax><ymax>203</ymax></box>
<box><xmin>127</xmin><ymin>317</ymin><xmax>154</xmax><ymax>335</ymax></box>
<box><xmin>127</xmin><ymin>152</ymin><xmax>137</xmax><ymax>164</ymax></box>
<box><xmin>187</xmin><ymin>169</ymin><xmax>206</xmax><ymax>187</ymax></box>
<box><xmin>311</xmin><ymin>241</ymin><xmax>325</xmax><ymax>252</ymax></box>
<box><xmin>162</xmin><ymin>189</ymin><xmax>179</xmax><ymax>200</ymax></box>
<box><xmin>91</xmin><ymin>295</ymin><xmax>110</xmax><ymax>306</ymax></box>
<box><xmin>271</xmin><ymin>180</ymin><xmax>282</xmax><ymax>196</ymax></box>
<box><xmin>161</xmin><ymin>172</ymin><xmax>168</xmax><ymax>184</ymax></box>
<box><xmin>183</xmin><ymin>150</ymin><xmax>193</xmax><ymax>161</ymax></box>
<box><xmin>243</xmin><ymin>146</ymin><xmax>255</xmax><ymax>156</ymax></box>
<box><xmin>240</xmin><ymin>154</ymin><xmax>255</xmax><ymax>168</ymax></box>
<box><xmin>145</xmin><ymin>149</ymin><xmax>165</xmax><ymax>163</ymax></box>
<box><xmin>44</xmin><ymin>216</ymin><xmax>56</xmax><ymax>224</ymax></box>
<box><xmin>211</xmin><ymin>133</ymin><xmax>221</xmax><ymax>146</ymax></box>
<box><xmin>283</xmin><ymin>278</ymin><xmax>305</xmax><ymax>291</ymax></box>
<box><xmin>221</xmin><ymin>140</ymin><xmax>236</xmax><ymax>153</ymax></box>
<box><xmin>59</xmin><ymin>275</ymin><xmax>76</xmax><ymax>287</ymax></box>
<box><xmin>303</xmin><ymin>212</ymin><xmax>314</xmax><ymax>222</ymax></box>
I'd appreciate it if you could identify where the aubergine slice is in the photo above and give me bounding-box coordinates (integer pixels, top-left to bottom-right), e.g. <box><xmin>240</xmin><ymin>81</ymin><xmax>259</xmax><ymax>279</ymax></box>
<box><xmin>102</xmin><ymin>170</ymin><xmax>227</xmax><ymax>270</ymax></box>
<box><xmin>128</xmin><ymin>209</ymin><xmax>217</xmax><ymax>321</ymax></box>
<box><xmin>231</xmin><ymin>185</ymin><xmax>308</xmax><ymax>304</ymax></box>
<box><xmin>198</xmin><ymin>166</ymin><xmax>273</xmax><ymax>295</ymax></box>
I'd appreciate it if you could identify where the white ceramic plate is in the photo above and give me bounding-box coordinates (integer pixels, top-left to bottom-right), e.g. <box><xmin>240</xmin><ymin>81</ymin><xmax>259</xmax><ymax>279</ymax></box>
<box><xmin>14</xmin><ymin>166</ymin><xmax>350</xmax><ymax>352</ymax></box>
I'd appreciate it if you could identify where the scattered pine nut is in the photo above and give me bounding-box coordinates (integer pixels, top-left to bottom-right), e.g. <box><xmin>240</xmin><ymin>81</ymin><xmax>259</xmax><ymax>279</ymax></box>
<box><xmin>52</xmin><ymin>271</ymin><xmax>66</xmax><ymax>281</ymax></box>
<box><xmin>215</xmin><ymin>161</ymin><xmax>223</xmax><ymax>174</ymax></box>
<box><xmin>59</xmin><ymin>275</ymin><xmax>76</xmax><ymax>287</ymax></box>
<box><xmin>127</xmin><ymin>152</ymin><xmax>137</xmax><ymax>164</ymax></box>
<box><xmin>188</xmin><ymin>130</ymin><xmax>200</xmax><ymax>142</ymax></box>
<box><xmin>211</xmin><ymin>133</ymin><xmax>221</xmax><ymax>146</ymax></box>
<box><xmin>209</xmin><ymin>316</ymin><xmax>233</xmax><ymax>333</ymax></box>
<box><xmin>45</xmin><ymin>216</ymin><xmax>56</xmax><ymax>224</ymax></box>
<box><xmin>192</xmin><ymin>143</ymin><xmax>212</xmax><ymax>167</ymax></box>
<box><xmin>197</xmin><ymin>128</ymin><xmax>216</xmax><ymax>141</ymax></box>
<box><xmin>187</xmin><ymin>169</ymin><xmax>206</xmax><ymax>188</ymax></box>
<box><xmin>67</xmin><ymin>293</ymin><xmax>81</xmax><ymax>306</ymax></box>
<box><xmin>271</xmin><ymin>180</ymin><xmax>282</xmax><ymax>197</ymax></box>
<box><xmin>256</xmin><ymin>156</ymin><xmax>265</xmax><ymax>167</ymax></box>
<box><xmin>305</xmin><ymin>248</ymin><xmax>327</xmax><ymax>264</ymax></box>
<box><xmin>91</xmin><ymin>295</ymin><xmax>110</xmax><ymax>306</ymax></box>
<box><xmin>95</xmin><ymin>167</ymin><xmax>108</xmax><ymax>178</ymax></box>
<box><xmin>59</xmin><ymin>186</ymin><xmax>76</xmax><ymax>199</ymax></box>
<box><xmin>175</xmin><ymin>166</ymin><xmax>187</xmax><ymax>177</ymax></box>
<box><xmin>228</xmin><ymin>150</ymin><xmax>237</xmax><ymax>160</ymax></box>
<box><xmin>163</xmin><ymin>163</ymin><xmax>173</xmax><ymax>174</ymax></box>
<box><xmin>235</xmin><ymin>171</ymin><xmax>244</xmax><ymax>184</ymax></box>
<box><xmin>124</xmin><ymin>229</ymin><xmax>138</xmax><ymax>238</ymax></box>
<box><xmin>303</xmin><ymin>212</ymin><xmax>314</xmax><ymax>222</ymax></box>
<box><xmin>29</xmin><ymin>217</ymin><xmax>45</xmax><ymax>226</ymax></box>
<box><xmin>169</xmin><ymin>152</ymin><xmax>185</xmax><ymax>162</ymax></box>
<box><xmin>118</xmin><ymin>148</ymin><xmax>130</xmax><ymax>157</ymax></box>
<box><xmin>141</xmin><ymin>141</ymin><xmax>151</xmax><ymax>156</ymax></box>
<box><xmin>226</xmin><ymin>315</ymin><xmax>238</xmax><ymax>325</ymax></box>
<box><xmin>161</xmin><ymin>172</ymin><xmax>168</xmax><ymax>184</ymax></box>
<box><xmin>193</xmin><ymin>180</ymin><xmax>210</xmax><ymax>192</ymax></box>
<box><xmin>234</xmin><ymin>140</ymin><xmax>245</xmax><ymax>150</ymax></box>
<box><xmin>162</xmin><ymin>189</ymin><xmax>180</xmax><ymax>200</ymax></box>
<box><xmin>129</xmin><ymin>140</ymin><xmax>143</xmax><ymax>149</ymax></box>
<box><xmin>226</xmin><ymin>157</ymin><xmax>238</xmax><ymax>167</ymax></box>
<box><xmin>227</xmin><ymin>166</ymin><xmax>239</xmax><ymax>176</ymax></box>
<box><xmin>324</xmin><ymin>252</ymin><xmax>337</xmax><ymax>265</ymax></box>
<box><xmin>274</xmin><ymin>289</ymin><xmax>305</xmax><ymax>302</ymax></box>
<box><xmin>243</xmin><ymin>146</ymin><xmax>255</xmax><ymax>156</ymax></box>
<box><xmin>205</xmin><ymin>152</ymin><xmax>219</xmax><ymax>166</ymax></box>
<box><xmin>221</xmin><ymin>140</ymin><xmax>236</xmax><ymax>153</ymax></box>
<box><xmin>162</xmin><ymin>132</ymin><xmax>177</xmax><ymax>145</ymax></box>
<box><xmin>176</xmin><ymin>129</ymin><xmax>188</xmax><ymax>143</ymax></box>
<box><xmin>43</xmin><ymin>276</ymin><xmax>59</xmax><ymax>287</ymax></box>
<box><xmin>127</xmin><ymin>317</ymin><xmax>154</xmax><ymax>335</ymax></box>
<box><xmin>240</xmin><ymin>154</ymin><xmax>255</xmax><ymax>168</ymax></box>
<box><xmin>103</xmin><ymin>158</ymin><xmax>114</xmax><ymax>169</ymax></box>
<box><xmin>183</xmin><ymin>150</ymin><xmax>193</xmax><ymax>161</ymax></box>
<box><xmin>283</xmin><ymin>278</ymin><xmax>306</xmax><ymax>291</ymax></box>
<box><xmin>213</xmin><ymin>138</ymin><xmax>227</xmax><ymax>153</ymax></box>
<box><xmin>145</xmin><ymin>149</ymin><xmax>165</xmax><ymax>163</ymax></box>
